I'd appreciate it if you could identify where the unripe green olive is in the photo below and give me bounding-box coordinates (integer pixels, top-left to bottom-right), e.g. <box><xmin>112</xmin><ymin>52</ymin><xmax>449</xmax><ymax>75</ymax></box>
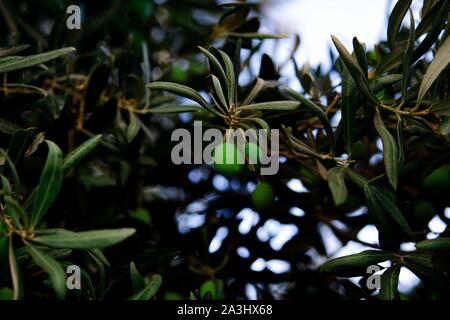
<box><xmin>422</xmin><ymin>165</ymin><xmax>450</xmax><ymax>191</ymax></box>
<box><xmin>251</xmin><ymin>182</ymin><xmax>275</xmax><ymax>211</ymax></box>
<box><xmin>213</xmin><ymin>143</ymin><xmax>244</xmax><ymax>177</ymax></box>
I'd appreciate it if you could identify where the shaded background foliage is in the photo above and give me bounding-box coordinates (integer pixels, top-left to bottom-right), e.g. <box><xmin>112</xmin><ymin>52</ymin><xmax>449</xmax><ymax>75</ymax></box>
<box><xmin>0</xmin><ymin>0</ymin><xmax>449</xmax><ymax>300</ymax></box>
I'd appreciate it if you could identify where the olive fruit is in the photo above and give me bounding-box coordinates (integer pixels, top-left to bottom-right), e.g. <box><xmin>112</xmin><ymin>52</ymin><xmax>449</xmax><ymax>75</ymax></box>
<box><xmin>213</xmin><ymin>143</ymin><xmax>244</xmax><ymax>177</ymax></box>
<box><xmin>251</xmin><ymin>182</ymin><xmax>275</xmax><ymax>211</ymax></box>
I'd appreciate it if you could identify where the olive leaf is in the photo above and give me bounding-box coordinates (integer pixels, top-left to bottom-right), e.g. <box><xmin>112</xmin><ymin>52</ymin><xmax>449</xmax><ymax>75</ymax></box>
<box><xmin>8</xmin><ymin>239</ymin><xmax>23</xmax><ymax>300</ymax></box>
<box><xmin>147</xmin><ymin>82</ymin><xmax>210</xmax><ymax>110</ymax></box>
<box><xmin>416</xmin><ymin>35</ymin><xmax>450</xmax><ymax>105</ymax></box>
<box><xmin>374</xmin><ymin>108</ymin><xmax>399</xmax><ymax>190</ymax></box>
<box><xmin>130</xmin><ymin>261</ymin><xmax>146</xmax><ymax>293</ymax></box>
<box><xmin>341</xmin><ymin>64</ymin><xmax>358</xmax><ymax>155</ymax></box>
<box><xmin>369</xmin><ymin>74</ymin><xmax>403</xmax><ymax>93</ymax></box>
<box><xmin>26</xmin><ymin>243</ymin><xmax>66</xmax><ymax>300</ymax></box>
<box><xmin>412</xmin><ymin>0</ymin><xmax>450</xmax><ymax>62</ymax></box>
<box><xmin>387</xmin><ymin>0</ymin><xmax>412</xmax><ymax>49</ymax></box>
<box><xmin>283</xmin><ymin>87</ymin><xmax>334</xmax><ymax>148</ymax></box>
<box><xmin>31</xmin><ymin>140</ymin><xmax>63</xmax><ymax>229</ymax></box>
<box><xmin>0</xmin><ymin>45</ymin><xmax>30</xmax><ymax>58</ymax></box>
<box><xmin>218</xmin><ymin>49</ymin><xmax>237</xmax><ymax>106</ymax></box>
<box><xmin>401</xmin><ymin>10</ymin><xmax>415</xmax><ymax>98</ymax></box>
<box><xmin>320</xmin><ymin>250</ymin><xmax>394</xmax><ymax>277</ymax></box>
<box><xmin>404</xmin><ymin>259</ymin><xmax>450</xmax><ymax>291</ymax></box>
<box><xmin>327</xmin><ymin>167</ymin><xmax>348</xmax><ymax>206</ymax></box>
<box><xmin>238</xmin><ymin>100</ymin><xmax>300</xmax><ymax>111</ymax></box>
<box><xmin>33</xmin><ymin>228</ymin><xmax>136</xmax><ymax>249</ymax></box>
<box><xmin>63</xmin><ymin>134</ymin><xmax>103</xmax><ymax>174</ymax></box>
<box><xmin>0</xmin><ymin>47</ymin><xmax>75</xmax><ymax>73</ymax></box>
<box><xmin>352</xmin><ymin>37</ymin><xmax>368</xmax><ymax>77</ymax></box>
<box><xmin>416</xmin><ymin>237</ymin><xmax>450</xmax><ymax>251</ymax></box>
<box><xmin>364</xmin><ymin>183</ymin><xmax>398</xmax><ymax>250</ymax></box>
<box><xmin>331</xmin><ymin>35</ymin><xmax>379</xmax><ymax>105</ymax></box>
<box><xmin>129</xmin><ymin>274</ymin><xmax>163</xmax><ymax>300</ymax></box>
<box><xmin>380</xmin><ymin>264</ymin><xmax>401</xmax><ymax>300</ymax></box>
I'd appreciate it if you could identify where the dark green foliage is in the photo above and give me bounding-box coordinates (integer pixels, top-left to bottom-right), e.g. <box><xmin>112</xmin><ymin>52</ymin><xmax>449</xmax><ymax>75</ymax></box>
<box><xmin>0</xmin><ymin>0</ymin><xmax>449</xmax><ymax>301</ymax></box>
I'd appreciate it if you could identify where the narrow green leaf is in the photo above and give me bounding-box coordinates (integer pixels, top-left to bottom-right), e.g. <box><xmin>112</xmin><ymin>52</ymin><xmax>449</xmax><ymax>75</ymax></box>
<box><xmin>417</xmin><ymin>35</ymin><xmax>450</xmax><ymax>105</ymax></box>
<box><xmin>31</xmin><ymin>140</ymin><xmax>63</xmax><ymax>229</ymax></box>
<box><xmin>0</xmin><ymin>45</ymin><xmax>29</xmax><ymax>58</ymax></box>
<box><xmin>0</xmin><ymin>47</ymin><xmax>75</xmax><ymax>73</ymax></box>
<box><xmin>0</xmin><ymin>175</ymin><xmax>22</xmax><ymax>229</ymax></box>
<box><xmin>372</xmin><ymin>185</ymin><xmax>413</xmax><ymax>238</ymax></box>
<box><xmin>242</xmin><ymin>78</ymin><xmax>267</xmax><ymax>106</ymax></box>
<box><xmin>26</xmin><ymin>244</ymin><xmax>66</xmax><ymax>299</ymax></box>
<box><xmin>352</xmin><ymin>37</ymin><xmax>368</xmax><ymax>77</ymax></box>
<box><xmin>148</xmin><ymin>105</ymin><xmax>202</xmax><ymax>114</ymax></box>
<box><xmin>416</xmin><ymin>237</ymin><xmax>450</xmax><ymax>250</ymax></box>
<box><xmin>33</xmin><ymin>228</ymin><xmax>136</xmax><ymax>249</ymax></box>
<box><xmin>328</xmin><ymin>167</ymin><xmax>348</xmax><ymax>206</ymax></box>
<box><xmin>197</xmin><ymin>47</ymin><xmax>227</xmax><ymax>86</ymax></box>
<box><xmin>8</xmin><ymin>238</ymin><xmax>23</xmax><ymax>300</ymax></box>
<box><xmin>396</xmin><ymin>118</ymin><xmax>405</xmax><ymax>167</ymax></box>
<box><xmin>289</xmin><ymin>134</ymin><xmax>323</xmax><ymax>159</ymax></box>
<box><xmin>387</xmin><ymin>0</ymin><xmax>412</xmax><ymax>49</ymax></box>
<box><xmin>369</xmin><ymin>74</ymin><xmax>403</xmax><ymax>93</ymax></box>
<box><xmin>413</xmin><ymin>0</ymin><xmax>450</xmax><ymax>61</ymax></box>
<box><xmin>416</xmin><ymin>0</ymin><xmax>445</xmax><ymax>37</ymax></box>
<box><xmin>7</xmin><ymin>128</ymin><xmax>37</xmax><ymax>169</ymax></box>
<box><xmin>345</xmin><ymin>168</ymin><xmax>368</xmax><ymax>189</ymax></box>
<box><xmin>380</xmin><ymin>264</ymin><xmax>401</xmax><ymax>300</ymax></box>
<box><xmin>210</xmin><ymin>74</ymin><xmax>228</xmax><ymax>109</ymax></box>
<box><xmin>375</xmin><ymin>41</ymin><xmax>407</xmax><ymax>75</ymax></box>
<box><xmin>364</xmin><ymin>184</ymin><xmax>398</xmax><ymax>250</ymax></box>
<box><xmin>404</xmin><ymin>252</ymin><xmax>433</xmax><ymax>267</ymax></box>
<box><xmin>404</xmin><ymin>259</ymin><xmax>450</xmax><ymax>291</ymax></box>
<box><xmin>238</xmin><ymin>100</ymin><xmax>300</xmax><ymax>111</ymax></box>
<box><xmin>126</xmin><ymin>112</ymin><xmax>140</xmax><ymax>143</ymax></box>
<box><xmin>3</xmin><ymin>195</ymin><xmax>25</xmax><ymax>230</ymax></box>
<box><xmin>88</xmin><ymin>248</ymin><xmax>110</xmax><ymax>267</ymax></box>
<box><xmin>431</xmin><ymin>98</ymin><xmax>450</xmax><ymax>116</ymax></box>
<box><xmin>374</xmin><ymin>108</ymin><xmax>399</xmax><ymax>189</ymax></box>
<box><xmin>129</xmin><ymin>274</ymin><xmax>163</xmax><ymax>300</ymax></box>
<box><xmin>320</xmin><ymin>250</ymin><xmax>394</xmax><ymax>277</ymax></box>
<box><xmin>402</xmin><ymin>10</ymin><xmax>415</xmax><ymax>98</ymax></box>
<box><xmin>147</xmin><ymin>82</ymin><xmax>210</xmax><ymax>110</ymax></box>
<box><xmin>63</xmin><ymin>135</ymin><xmax>102</xmax><ymax>174</ymax></box>
<box><xmin>284</xmin><ymin>87</ymin><xmax>335</xmax><ymax>148</ymax></box>
<box><xmin>341</xmin><ymin>65</ymin><xmax>358</xmax><ymax>154</ymax></box>
<box><xmin>331</xmin><ymin>35</ymin><xmax>379</xmax><ymax>105</ymax></box>
<box><xmin>0</xmin><ymin>119</ymin><xmax>21</xmax><ymax>135</ymax></box>
<box><xmin>200</xmin><ymin>279</ymin><xmax>224</xmax><ymax>300</ymax></box>
<box><xmin>224</xmin><ymin>32</ymin><xmax>287</xmax><ymax>39</ymax></box>
<box><xmin>219</xmin><ymin>49</ymin><xmax>236</xmax><ymax>106</ymax></box>
<box><xmin>87</xmin><ymin>250</ymin><xmax>106</xmax><ymax>299</ymax></box>
<box><xmin>0</xmin><ymin>148</ymin><xmax>21</xmax><ymax>193</ymax></box>
<box><xmin>130</xmin><ymin>262</ymin><xmax>146</xmax><ymax>293</ymax></box>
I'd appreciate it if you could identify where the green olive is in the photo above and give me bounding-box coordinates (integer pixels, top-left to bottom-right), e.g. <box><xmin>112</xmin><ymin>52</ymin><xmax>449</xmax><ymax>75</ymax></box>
<box><xmin>422</xmin><ymin>165</ymin><xmax>450</xmax><ymax>191</ymax></box>
<box><xmin>251</xmin><ymin>182</ymin><xmax>275</xmax><ymax>211</ymax></box>
<box><xmin>213</xmin><ymin>143</ymin><xmax>244</xmax><ymax>177</ymax></box>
